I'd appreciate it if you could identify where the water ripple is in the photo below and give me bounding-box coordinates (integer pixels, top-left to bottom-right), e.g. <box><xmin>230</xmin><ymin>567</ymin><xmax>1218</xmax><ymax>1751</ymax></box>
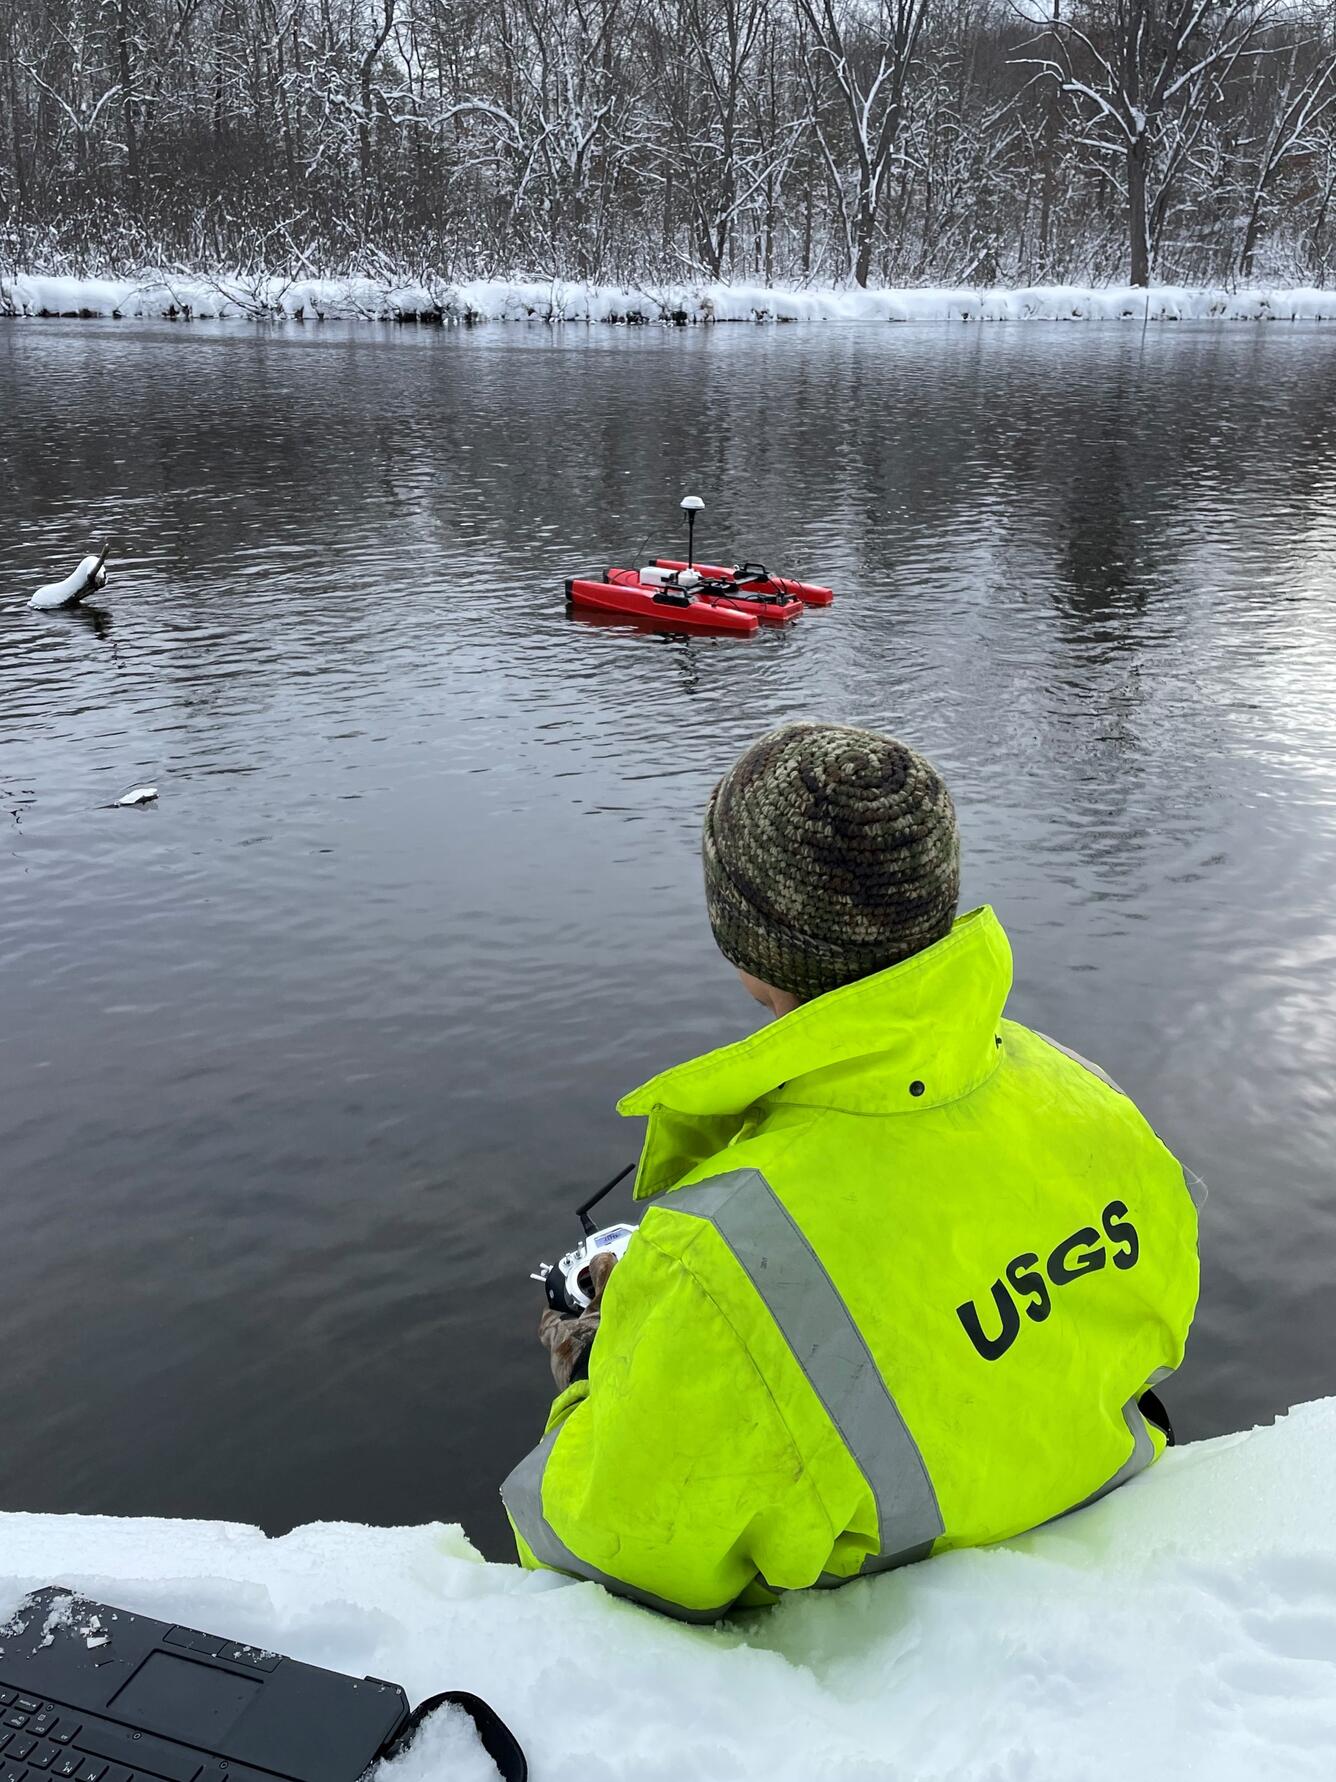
<box><xmin>3</xmin><ymin>317</ymin><xmax>1336</xmax><ymax>1550</ymax></box>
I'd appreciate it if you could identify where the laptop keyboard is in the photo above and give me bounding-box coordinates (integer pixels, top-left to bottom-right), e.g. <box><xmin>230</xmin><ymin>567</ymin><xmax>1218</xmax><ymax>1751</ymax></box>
<box><xmin>0</xmin><ymin>1687</ymin><xmax>200</xmax><ymax>1782</ymax></box>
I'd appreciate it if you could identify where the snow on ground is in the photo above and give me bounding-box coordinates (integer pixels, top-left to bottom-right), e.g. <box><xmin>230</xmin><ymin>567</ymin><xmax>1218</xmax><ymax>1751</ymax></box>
<box><xmin>1</xmin><ymin>1398</ymin><xmax>1334</xmax><ymax>1779</ymax></box>
<box><xmin>7</xmin><ymin>273</ymin><xmax>1336</xmax><ymax>325</ymax></box>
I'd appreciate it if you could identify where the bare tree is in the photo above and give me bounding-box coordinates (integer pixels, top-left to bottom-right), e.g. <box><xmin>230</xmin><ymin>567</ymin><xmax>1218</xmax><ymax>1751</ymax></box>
<box><xmin>1237</xmin><ymin>36</ymin><xmax>1336</xmax><ymax>276</ymax></box>
<box><xmin>1022</xmin><ymin>0</ymin><xmax>1277</xmax><ymax>284</ymax></box>
<box><xmin>796</xmin><ymin>0</ymin><xmax>928</xmax><ymax>283</ymax></box>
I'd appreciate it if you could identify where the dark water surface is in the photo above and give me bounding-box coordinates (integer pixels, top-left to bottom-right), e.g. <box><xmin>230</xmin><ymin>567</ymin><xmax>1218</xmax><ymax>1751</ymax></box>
<box><xmin>3</xmin><ymin>318</ymin><xmax>1336</xmax><ymax>1559</ymax></box>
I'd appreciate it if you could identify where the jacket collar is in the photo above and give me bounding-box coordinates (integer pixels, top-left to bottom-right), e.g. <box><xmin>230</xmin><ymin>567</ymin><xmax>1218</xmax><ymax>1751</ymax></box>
<box><xmin>618</xmin><ymin>906</ymin><xmax>1012</xmax><ymax>1198</ymax></box>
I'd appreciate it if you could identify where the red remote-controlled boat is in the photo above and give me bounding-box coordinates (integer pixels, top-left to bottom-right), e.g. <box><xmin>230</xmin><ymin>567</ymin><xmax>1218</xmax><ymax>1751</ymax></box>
<box><xmin>564</xmin><ymin>496</ymin><xmax>833</xmax><ymax>636</ymax></box>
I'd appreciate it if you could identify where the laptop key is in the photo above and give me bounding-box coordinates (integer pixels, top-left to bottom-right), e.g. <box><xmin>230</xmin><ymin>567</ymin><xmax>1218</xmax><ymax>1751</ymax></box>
<box><xmin>12</xmin><ymin>1706</ymin><xmax>38</xmax><ymax>1719</ymax></box>
<box><xmin>73</xmin><ymin>1764</ymin><xmax>105</xmax><ymax>1782</ymax></box>
<box><xmin>3</xmin><ymin>1720</ymin><xmax>27</xmax><ymax>1732</ymax></box>
<box><xmin>52</xmin><ymin>1761</ymin><xmax>80</xmax><ymax>1780</ymax></box>
<box><xmin>0</xmin><ymin>1695</ymin><xmax>13</xmax><ymax>1707</ymax></box>
<box><xmin>70</xmin><ymin>1723</ymin><xmax>198</xmax><ymax>1782</ymax></box>
<box><xmin>1</xmin><ymin>1765</ymin><xmax>29</xmax><ymax>1782</ymax></box>
<box><xmin>26</xmin><ymin>1723</ymin><xmax>53</xmax><ymax>1741</ymax></box>
<box><xmin>26</xmin><ymin>1752</ymin><xmax>55</xmax><ymax>1772</ymax></box>
<box><xmin>45</xmin><ymin>1733</ymin><xmax>75</xmax><ymax>1749</ymax></box>
<box><xmin>7</xmin><ymin>1745</ymin><xmax>32</xmax><ymax>1763</ymax></box>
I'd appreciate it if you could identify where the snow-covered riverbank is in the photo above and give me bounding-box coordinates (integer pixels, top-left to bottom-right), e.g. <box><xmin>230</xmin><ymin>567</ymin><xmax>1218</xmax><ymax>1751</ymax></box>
<box><xmin>2</xmin><ymin>1398</ymin><xmax>1334</xmax><ymax>1780</ymax></box>
<box><xmin>7</xmin><ymin>273</ymin><xmax>1336</xmax><ymax>325</ymax></box>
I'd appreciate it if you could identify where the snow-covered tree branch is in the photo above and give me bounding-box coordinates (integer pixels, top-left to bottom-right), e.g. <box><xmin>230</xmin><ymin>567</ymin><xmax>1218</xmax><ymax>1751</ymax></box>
<box><xmin>2</xmin><ymin>0</ymin><xmax>1335</xmax><ymax>286</ymax></box>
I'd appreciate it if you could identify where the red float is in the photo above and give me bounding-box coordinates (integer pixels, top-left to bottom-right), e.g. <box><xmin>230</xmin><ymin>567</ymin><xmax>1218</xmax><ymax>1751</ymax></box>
<box><xmin>605</xmin><ymin>567</ymin><xmax>803</xmax><ymax>624</ymax></box>
<box><xmin>565</xmin><ymin>575</ymin><xmax>759</xmax><ymax>635</ymax></box>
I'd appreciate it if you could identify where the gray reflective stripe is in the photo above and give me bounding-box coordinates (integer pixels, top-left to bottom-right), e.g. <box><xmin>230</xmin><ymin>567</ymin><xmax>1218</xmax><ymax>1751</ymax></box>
<box><xmin>500</xmin><ymin>1425</ymin><xmax>736</xmax><ymax>1623</ymax></box>
<box><xmin>755</xmin><ymin>1554</ymin><xmax>937</xmax><ymax>1600</ymax></box>
<box><xmin>1183</xmin><ymin>1165</ymin><xmax>1208</xmax><ymax>1209</ymax></box>
<box><xmin>667</xmin><ymin>1169</ymin><xmax>944</xmax><ymax>1570</ymax></box>
<box><xmin>813</xmin><ymin>1545</ymin><xmax>936</xmax><ymax>1591</ymax></box>
<box><xmin>1064</xmin><ymin>1395</ymin><xmax>1157</xmax><ymax>1519</ymax></box>
<box><xmin>1034</xmin><ymin>1031</ymin><xmax>1126</xmax><ymax>1097</ymax></box>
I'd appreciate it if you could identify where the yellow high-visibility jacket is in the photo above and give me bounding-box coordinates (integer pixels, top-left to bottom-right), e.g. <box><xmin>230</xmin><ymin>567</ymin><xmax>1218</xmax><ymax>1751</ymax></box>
<box><xmin>503</xmin><ymin>906</ymin><xmax>1201</xmax><ymax>1620</ymax></box>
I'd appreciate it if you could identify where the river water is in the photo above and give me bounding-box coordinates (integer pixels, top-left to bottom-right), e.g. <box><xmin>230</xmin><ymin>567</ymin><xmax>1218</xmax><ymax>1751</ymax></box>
<box><xmin>2</xmin><ymin>317</ymin><xmax>1335</xmax><ymax>1559</ymax></box>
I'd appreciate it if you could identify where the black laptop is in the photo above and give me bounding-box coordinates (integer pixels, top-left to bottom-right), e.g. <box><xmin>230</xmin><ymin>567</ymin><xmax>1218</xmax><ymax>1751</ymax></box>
<box><xmin>0</xmin><ymin>1587</ymin><xmax>525</xmax><ymax>1781</ymax></box>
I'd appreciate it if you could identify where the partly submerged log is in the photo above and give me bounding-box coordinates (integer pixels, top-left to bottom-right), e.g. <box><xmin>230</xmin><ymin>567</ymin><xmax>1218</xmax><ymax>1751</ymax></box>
<box><xmin>30</xmin><ymin>544</ymin><xmax>110</xmax><ymax>610</ymax></box>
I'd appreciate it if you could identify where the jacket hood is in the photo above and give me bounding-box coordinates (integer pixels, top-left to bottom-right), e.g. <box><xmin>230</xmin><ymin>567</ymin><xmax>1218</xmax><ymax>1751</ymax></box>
<box><xmin>618</xmin><ymin>905</ymin><xmax>1013</xmax><ymax>1199</ymax></box>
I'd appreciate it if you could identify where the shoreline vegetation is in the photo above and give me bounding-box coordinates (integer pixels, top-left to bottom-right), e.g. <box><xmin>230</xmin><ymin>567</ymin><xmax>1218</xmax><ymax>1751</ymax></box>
<box><xmin>9</xmin><ymin>0</ymin><xmax>1336</xmax><ymax>300</ymax></box>
<box><xmin>10</xmin><ymin>274</ymin><xmax>1336</xmax><ymax>325</ymax></box>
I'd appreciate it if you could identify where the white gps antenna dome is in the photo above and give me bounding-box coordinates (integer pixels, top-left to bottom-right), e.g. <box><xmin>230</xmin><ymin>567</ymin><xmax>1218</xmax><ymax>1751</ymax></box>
<box><xmin>680</xmin><ymin>495</ymin><xmax>705</xmax><ymax>565</ymax></box>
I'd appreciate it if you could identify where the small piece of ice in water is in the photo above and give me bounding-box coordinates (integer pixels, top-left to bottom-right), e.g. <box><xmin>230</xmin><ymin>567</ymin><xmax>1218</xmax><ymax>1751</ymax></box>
<box><xmin>117</xmin><ymin>786</ymin><xmax>158</xmax><ymax>806</ymax></box>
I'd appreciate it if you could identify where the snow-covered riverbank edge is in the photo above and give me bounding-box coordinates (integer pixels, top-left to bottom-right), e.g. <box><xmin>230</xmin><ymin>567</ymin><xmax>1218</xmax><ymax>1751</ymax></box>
<box><xmin>8</xmin><ymin>272</ymin><xmax>1336</xmax><ymax>325</ymax></box>
<box><xmin>2</xmin><ymin>1397</ymin><xmax>1334</xmax><ymax>1780</ymax></box>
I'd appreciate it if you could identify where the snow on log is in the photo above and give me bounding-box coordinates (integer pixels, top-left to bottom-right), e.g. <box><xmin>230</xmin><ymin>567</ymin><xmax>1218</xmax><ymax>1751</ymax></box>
<box><xmin>29</xmin><ymin>548</ymin><xmax>109</xmax><ymax>610</ymax></box>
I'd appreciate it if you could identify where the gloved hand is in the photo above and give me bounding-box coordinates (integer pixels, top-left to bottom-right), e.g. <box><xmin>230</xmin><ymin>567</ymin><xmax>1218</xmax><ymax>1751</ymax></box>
<box><xmin>538</xmin><ymin>1250</ymin><xmax>618</xmax><ymax>1391</ymax></box>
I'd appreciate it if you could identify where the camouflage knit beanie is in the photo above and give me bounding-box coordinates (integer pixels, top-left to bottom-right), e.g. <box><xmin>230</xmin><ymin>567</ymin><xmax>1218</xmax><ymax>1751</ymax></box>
<box><xmin>702</xmin><ymin>722</ymin><xmax>960</xmax><ymax>1000</ymax></box>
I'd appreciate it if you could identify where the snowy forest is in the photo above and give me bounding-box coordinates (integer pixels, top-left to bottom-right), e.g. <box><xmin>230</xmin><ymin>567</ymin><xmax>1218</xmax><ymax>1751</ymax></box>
<box><xmin>5</xmin><ymin>0</ymin><xmax>1336</xmax><ymax>290</ymax></box>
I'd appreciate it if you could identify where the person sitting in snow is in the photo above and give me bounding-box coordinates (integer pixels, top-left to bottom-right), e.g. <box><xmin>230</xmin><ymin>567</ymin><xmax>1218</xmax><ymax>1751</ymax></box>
<box><xmin>503</xmin><ymin>721</ymin><xmax>1202</xmax><ymax>1620</ymax></box>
